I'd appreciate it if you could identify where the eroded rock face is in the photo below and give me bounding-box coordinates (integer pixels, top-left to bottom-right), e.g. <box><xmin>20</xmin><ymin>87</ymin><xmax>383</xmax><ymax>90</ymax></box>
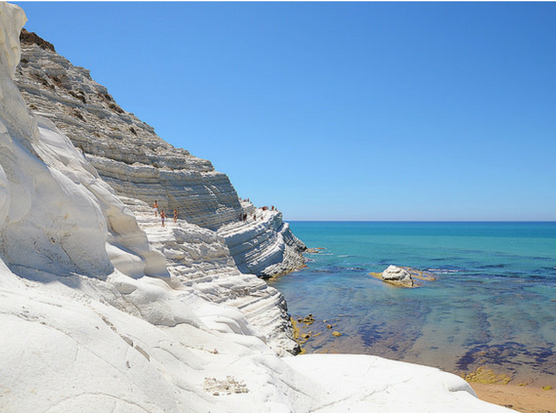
<box><xmin>381</xmin><ymin>265</ymin><xmax>414</xmax><ymax>288</ymax></box>
<box><xmin>219</xmin><ymin>205</ymin><xmax>307</xmax><ymax>279</ymax></box>
<box><xmin>15</xmin><ymin>33</ymin><xmax>239</xmax><ymax>230</ymax></box>
<box><xmin>20</xmin><ymin>28</ymin><xmax>55</xmax><ymax>52</ymax></box>
<box><xmin>127</xmin><ymin>197</ymin><xmax>300</xmax><ymax>355</ymax></box>
<box><xmin>0</xmin><ymin>6</ymin><xmax>113</xmax><ymax>278</ymax></box>
<box><xmin>12</xmin><ymin>27</ymin><xmax>306</xmax><ymax>352</ymax></box>
<box><xmin>14</xmin><ymin>29</ymin><xmax>306</xmax><ymax>278</ymax></box>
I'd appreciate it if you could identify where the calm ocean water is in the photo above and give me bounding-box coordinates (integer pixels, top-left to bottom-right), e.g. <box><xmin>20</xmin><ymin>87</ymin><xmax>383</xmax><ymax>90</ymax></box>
<box><xmin>270</xmin><ymin>221</ymin><xmax>556</xmax><ymax>386</ymax></box>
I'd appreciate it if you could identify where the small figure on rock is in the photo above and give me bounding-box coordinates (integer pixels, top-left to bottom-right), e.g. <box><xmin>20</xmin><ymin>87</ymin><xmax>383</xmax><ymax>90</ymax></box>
<box><xmin>160</xmin><ymin>209</ymin><xmax>166</xmax><ymax>227</ymax></box>
<box><xmin>153</xmin><ymin>200</ymin><xmax>158</xmax><ymax>217</ymax></box>
<box><xmin>173</xmin><ymin>208</ymin><xmax>178</xmax><ymax>223</ymax></box>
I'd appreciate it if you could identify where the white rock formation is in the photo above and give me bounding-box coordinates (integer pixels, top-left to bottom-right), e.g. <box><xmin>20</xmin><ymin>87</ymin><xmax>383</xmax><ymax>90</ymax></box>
<box><xmin>219</xmin><ymin>205</ymin><xmax>307</xmax><ymax>278</ymax></box>
<box><xmin>14</xmin><ymin>22</ymin><xmax>306</xmax><ymax>353</ymax></box>
<box><xmin>382</xmin><ymin>264</ymin><xmax>415</xmax><ymax>287</ymax></box>
<box><xmin>14</xmin><ymin>30</ymin><xmax>306</xmax><ymax>279</ymax></box>
<box><xmin>125</xmin><ymin>197</ymin><xmax>298</xmax><ymax>355</ymax></box>
<box><xmin>0</xmin><ymin>4</ymin><xmax>516</xmax><ymax>412</ymax></box>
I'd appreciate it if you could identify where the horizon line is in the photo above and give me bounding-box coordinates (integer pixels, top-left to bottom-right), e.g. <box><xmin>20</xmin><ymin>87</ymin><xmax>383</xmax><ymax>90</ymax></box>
<box><xmin>287</xmin><ymin>220</ymin><xmax>556</xmax><ymax>223</ymax></box>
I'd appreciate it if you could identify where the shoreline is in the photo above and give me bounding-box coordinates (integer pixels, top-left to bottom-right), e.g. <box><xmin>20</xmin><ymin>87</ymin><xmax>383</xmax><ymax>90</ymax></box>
<box><xmin>273</xmin><ymin>226</ymin><xmax>556</xmax><ymax>411</ymax></box>
<box><xmin>289</xmin><ymin>311</ymin><xmax>556</xmax><ymax>412</ymax></box>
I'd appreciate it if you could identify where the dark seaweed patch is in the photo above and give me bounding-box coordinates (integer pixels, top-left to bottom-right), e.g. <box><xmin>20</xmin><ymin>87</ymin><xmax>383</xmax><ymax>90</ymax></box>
<box><xmin>478</xmin><ymin>264</ymin><xmax>506</xmax><ymax>269</ymax></box>
<box><xmin>359</xmin><ymin>322</ymin><xmax>386</xmax><ymax>347</ymax></box>
<box><xmin>456</xmin><ymin>342</ymin><xmax>556</xmax><ymax>372</ymax></box>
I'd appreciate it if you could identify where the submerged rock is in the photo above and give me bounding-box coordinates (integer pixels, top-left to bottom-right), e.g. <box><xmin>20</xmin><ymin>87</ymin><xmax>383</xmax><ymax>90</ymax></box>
<box><xmin>297</xmin><ymin>314</ymin><xmax>315</xmax><ymax>325</ymax></box>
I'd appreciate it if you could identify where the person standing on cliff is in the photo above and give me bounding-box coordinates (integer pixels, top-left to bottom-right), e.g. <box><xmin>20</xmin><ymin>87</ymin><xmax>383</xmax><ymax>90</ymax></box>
<box><xmin>160</xmin><ymin>209</ymin><xmax>166</xmax><ymax>227</ymax></box>
<box><xmin>153</xmin><ymin>200</ymin><xmax>158</xmax><ymax>217</ymax></box>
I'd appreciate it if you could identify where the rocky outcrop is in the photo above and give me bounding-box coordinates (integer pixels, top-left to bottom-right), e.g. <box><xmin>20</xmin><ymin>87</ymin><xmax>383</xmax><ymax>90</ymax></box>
<box><xmin>0</xmin><ymin>9</ymin><xmax>116</xmax><ymax>279</ymax></box>
<box><xmin>381</xmin><ymin>265</ymin><xmax>415</xmax><ymax>288</ymax></box>
<box><xmin>14</xmin><ymin>36</ymin><xmax>237</xmax><ymax>230</ymax></box>
<box><xmin>20</xmin><ymin>28</ymin><xmax>55</xmax><ymax>52</ymax></box>
<box><xmin>126</xmin><ymin>197</ymin><xmax>299</xmax><ymax>355</ymax></box>
<box><xmin>218</xmin><ymin>204</ymin><xmax>307</xmax><ymax>279</ymax></box>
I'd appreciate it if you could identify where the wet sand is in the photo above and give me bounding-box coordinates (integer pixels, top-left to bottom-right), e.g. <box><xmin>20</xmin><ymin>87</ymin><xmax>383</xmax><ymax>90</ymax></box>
<box><xmin>471</xmin><ymin>383</ymin><xmax>556</xmax><ymax>413</ymax></box>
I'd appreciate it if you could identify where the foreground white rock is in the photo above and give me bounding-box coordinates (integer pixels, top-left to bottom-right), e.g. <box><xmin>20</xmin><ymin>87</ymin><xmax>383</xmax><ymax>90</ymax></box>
<box><xmin>1</xmin><ymin>266</ymin><xmax>514</xmax><ymax>413</ymax></box>
<box><xmin>0</xmin><ymin>3</ymin><xmax>516</xmax><ymax>412</ymax></box>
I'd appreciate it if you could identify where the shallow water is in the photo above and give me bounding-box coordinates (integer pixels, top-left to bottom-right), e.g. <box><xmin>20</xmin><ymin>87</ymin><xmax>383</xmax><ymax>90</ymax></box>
<box><xmin>270</xmin><ymin>222</ymin><xmax>556</xmax><ymax>386</ymax></box>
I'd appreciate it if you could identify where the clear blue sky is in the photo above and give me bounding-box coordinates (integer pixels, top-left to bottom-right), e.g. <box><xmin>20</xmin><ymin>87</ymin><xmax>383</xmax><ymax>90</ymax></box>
<box><xmin>15</xmin><ymin>1</ymin><xmax>556</xmax><ymax>221</ymax></box>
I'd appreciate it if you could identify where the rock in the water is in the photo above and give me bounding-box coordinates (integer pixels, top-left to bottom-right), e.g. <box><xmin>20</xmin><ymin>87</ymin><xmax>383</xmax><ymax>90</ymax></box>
<box><xmin>381</xmin><ymin>265</ymin><xmax>414</xmax><ymax>288</ymax></box>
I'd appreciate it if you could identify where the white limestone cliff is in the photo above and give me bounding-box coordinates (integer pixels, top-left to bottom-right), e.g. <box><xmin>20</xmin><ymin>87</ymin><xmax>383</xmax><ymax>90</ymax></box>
<box><xmin>14</xmin><ymin>31</ymin><xmax>306</xmax><ymax>279</ymax></box>
<box><xmin>0</xmin><ymin>4</ymin><xmax>517</xmax><ymax>412</ymax></box>
<box><xmin>15</xmin><ymin>23</ymin><xmax>307</xmax><ymax>354</ymax></box>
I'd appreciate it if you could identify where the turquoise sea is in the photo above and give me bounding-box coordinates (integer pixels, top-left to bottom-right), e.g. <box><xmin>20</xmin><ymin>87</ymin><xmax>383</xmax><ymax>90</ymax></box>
<box><xmin>269</xmin><ymin>222</ymin><xmax>556</xmax><ymax>386</ymax></box>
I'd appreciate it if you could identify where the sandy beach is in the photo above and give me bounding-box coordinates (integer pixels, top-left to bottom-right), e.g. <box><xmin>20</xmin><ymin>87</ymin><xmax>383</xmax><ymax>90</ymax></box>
<box><xmin>471</xmin><ymin>383</ymin><xmax>556</xmax><ymax>413</ymax></box>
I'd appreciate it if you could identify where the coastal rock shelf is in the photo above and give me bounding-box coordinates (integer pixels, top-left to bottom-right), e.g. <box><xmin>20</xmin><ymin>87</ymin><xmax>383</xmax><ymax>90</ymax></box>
<box><xmin>0</xmin><ymin>4</ymin><xmax>516</xmax><ymax>412</ymax></box>
<box><xmin>122</xmin><ymin>196</ymin><xmax>299</xmax><ymax>355</ymax></box>
<box><xmin>218</xmin><ymin>202</ymin><xmax>307</xmax><ymax>279</ymax></box>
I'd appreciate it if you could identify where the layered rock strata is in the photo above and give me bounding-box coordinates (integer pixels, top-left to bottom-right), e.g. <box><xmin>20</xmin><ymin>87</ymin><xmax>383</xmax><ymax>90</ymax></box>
<box><xmin>219</xmin><ymin>203</ymin><xmax>308</xmax><ymax>278</ymax></box>
<box><xmin>14</xmin><ymin>27</ymin><xmax>305</xmax><ymax>353</ymax></box>
<box><xmin>14</xmin><ymin>30</ymin><xmax>306</xmax><ymax>273</ymax></box>
<box><xmin>126</xmin><ymin>197</ymin><xmax>298</xmax><ymax>355</ymax></box>
<box><xmin>15</xmin><ymin>31</ymin><xmax>237</xmax><ymax>230</ymax></box>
